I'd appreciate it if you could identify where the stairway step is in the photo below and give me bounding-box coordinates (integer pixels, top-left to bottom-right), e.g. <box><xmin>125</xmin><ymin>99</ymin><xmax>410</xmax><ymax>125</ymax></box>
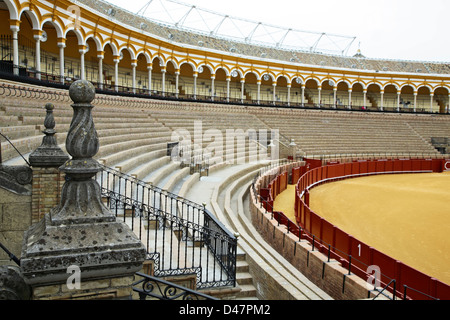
<box><xmin>236</xmin><ymin>272</ymin><xmax>253</xmax><ymax>285</ymax></box>
<box><xmin>236</xmin><ymin>260</ymin><xmax>249</xmax><ymax>273</ymax></box>
<box><xmin>236</xmin><ymin>284</ymin><xmax>258</xmax><ymax>299</ymax></box>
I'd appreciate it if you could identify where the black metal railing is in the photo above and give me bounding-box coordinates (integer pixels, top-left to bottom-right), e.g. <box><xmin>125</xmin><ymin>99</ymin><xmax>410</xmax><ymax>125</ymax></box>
<box><xmin>132</xmin><ymin>272</ymin><xmax>218</xmax><ymax>300</ymax></box>
<box><xmin>0</xmin><ymin>59</ymin><xmax>448</xmax><ymax>116</ymax></box>
<box><xmin>0</xmin><ymin>242</ymin><xmax>21</xmax><ymax>266</ymax></box>
<box><xmin>96</xmin><ymin>165</ymin><xmax>237</xmax><ymax>290</ymax></box>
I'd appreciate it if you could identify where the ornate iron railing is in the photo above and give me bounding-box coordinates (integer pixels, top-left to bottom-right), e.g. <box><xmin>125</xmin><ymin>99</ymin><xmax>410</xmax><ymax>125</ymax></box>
<box><xmin>96</xmin><ymin>165</ymin><xmax>237</xmax><ymax>290</ymax></box>
<box><xmin>132</xmin><ymin>272</ymin><xmax>218</xmax><ymax>300</ymax></box>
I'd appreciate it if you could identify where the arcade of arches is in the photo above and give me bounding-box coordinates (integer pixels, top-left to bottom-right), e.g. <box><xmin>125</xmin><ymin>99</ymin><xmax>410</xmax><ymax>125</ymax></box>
<box><xmin>0</xmin><ymin>1</ymin><xmax>449</xmax><ymax>113</ymax></box>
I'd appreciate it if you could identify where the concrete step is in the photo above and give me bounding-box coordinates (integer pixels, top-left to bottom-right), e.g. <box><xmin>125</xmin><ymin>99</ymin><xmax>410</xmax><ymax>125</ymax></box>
<box><xmin>236</xmin><ymin>272</ymin><xmax>253</xmax><ymax>286</ymax></box>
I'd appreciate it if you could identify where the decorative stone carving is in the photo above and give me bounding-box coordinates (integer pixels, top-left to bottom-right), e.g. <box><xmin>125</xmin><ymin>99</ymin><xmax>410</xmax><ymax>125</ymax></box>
<box><xmin>21</xmin><ymin>80</ymin><xmax>146</xmax><ymax>290</ymax></box>
<box><xmin>28</xmin><ymin>103</ymin><xmax>69</xmax><ymax>168</ymax></box>
<box><xmin>0</xmin><ymin>165</ymin><xmax>32</xmax><ymax>195</ymax></box>
<box><xmin>0</xmin><ymin>265</ymin><xmax>31</xmax><ymax>300</ymax></box>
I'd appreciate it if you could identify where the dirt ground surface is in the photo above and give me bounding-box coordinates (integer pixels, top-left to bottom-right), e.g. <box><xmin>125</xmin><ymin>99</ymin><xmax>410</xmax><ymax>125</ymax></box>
<box><xmin>274</xmin><ymin>172</ymin><xmax>450</xmax><ymax>285</ymax></box>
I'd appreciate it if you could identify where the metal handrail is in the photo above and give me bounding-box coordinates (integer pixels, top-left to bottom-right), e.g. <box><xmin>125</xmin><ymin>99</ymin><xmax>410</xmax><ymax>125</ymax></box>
<box><xmin>132</xmin><ymin>272</ymin><xmax>218</xmax><ymax>300</ymax></box>
<box><xmin>96</xmin><ymin>165</ymin><xmax>237</xmax><ymax>290</ymax></box>
<box><xmin>0</xmin><ymin>242</ymin><xmax>21</xmax><ymax>266</ymax></box>
<box><xmin>0</xmin><ymin>132</ymin><xmax>31</xmax><ymax>166</ymax></box>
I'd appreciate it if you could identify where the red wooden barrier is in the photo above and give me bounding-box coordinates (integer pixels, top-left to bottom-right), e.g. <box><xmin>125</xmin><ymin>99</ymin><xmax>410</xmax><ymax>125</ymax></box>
<box><xmin>261</xmin><ymin>158</ymin><xmax>449</xmax><ymax>299</ymax></box>
<box><xmin>291</xmin><ymin>158</ymin><xmax>450</xmax><ymax>300</ymax></box>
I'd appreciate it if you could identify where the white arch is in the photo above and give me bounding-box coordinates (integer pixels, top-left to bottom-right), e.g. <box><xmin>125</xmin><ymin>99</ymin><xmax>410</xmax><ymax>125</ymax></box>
<box><xmin>85</xmin><ymin>35</ymin><xmax>103</xmax><ymax>53</ymax></box>
<box><xmin>64</xmin><ymin>27</ymin><xmax>84</xmax><ymax>46</ymax></box>
<box><xmin>3</xmin><ymin>0</ymin><xmax>19</xmax><ymax>21</ymax></box>
<box><xmin>40</xmin><ymin>18</ymin><xmax>64</xmax><ymax>39</ymax></box>
<box><xmin>19</xmin><ymin>10</ymin><xmax>40</xmax><ymax>31</ymax></box>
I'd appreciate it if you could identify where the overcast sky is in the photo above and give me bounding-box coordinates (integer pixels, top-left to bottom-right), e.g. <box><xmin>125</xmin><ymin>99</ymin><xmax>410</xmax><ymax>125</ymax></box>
<box><xmin>106</xmin><ymin>0</ymin><xmax>450</xmax><ymax>63</ymax></box>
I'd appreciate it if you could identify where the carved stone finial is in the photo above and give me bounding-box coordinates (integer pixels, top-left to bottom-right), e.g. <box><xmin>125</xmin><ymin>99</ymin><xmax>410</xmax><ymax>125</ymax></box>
<box><xmin>61</xmin><ymin>80</ymin><xmax>100</xmax><ymax>178</ymax></box>
<box><xmin>52</xmin><ymin>80</ymin><xmax>111</xmax><ymax>225</ymax></box>
<box><xmin>69</xmin><ymin>80</ymin><xmax>96</xmax><ymax>105</ymax></box>
<box><xmin>28</xmin><ymin>103</ymin><xmax>69</xmax><ymax>168</ymax></box>
<box><xmin>21</xmin><ymin>80</ymin><xmax>146</xmax><ymax>289</ymax></box>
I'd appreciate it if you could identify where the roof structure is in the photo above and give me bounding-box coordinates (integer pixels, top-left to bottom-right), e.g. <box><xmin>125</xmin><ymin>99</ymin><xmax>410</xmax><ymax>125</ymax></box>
<box><xmin>135</xmin><ymin>0</ymin><xmax>357</xmax><ymax>56</ymax></box>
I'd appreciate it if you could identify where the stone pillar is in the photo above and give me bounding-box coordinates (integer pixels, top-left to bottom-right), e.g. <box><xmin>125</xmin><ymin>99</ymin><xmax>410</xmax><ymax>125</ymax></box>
<box><xmin>211</xmin><ymin>75</ymin><xmax>215</xmax><ymax>101</ymax></box>
<box><xmin>29</xmin><ymin>103</ymin><xmax>69</xmax><ymax>224</ymax></box>
<box><xmin>58</xmin><ymin>41</ymin><xmax>66</xmax><ymax>85</ymax></box>
<box><xmin>430</xmin><ymin>93</ymin><xmax>434</xmax><ymax>113</ymax></box>
<box><xmin>10</xmin><ymin>24</ymin><xmax>20</xmax><ymax>76</ymax></box>
<box><xmin>98</xmin><ymin>51</ymin><xmax>104</xmax><ymax>90</ymax></box>
<box><xmin>301</xmin><ymin>84</ymin><xmax>305</xmax><ymax>106</ymax></box>
<box><xmin>114</xmin><ymin>56</ymin><xmax>120</xmax><ymax>92</ymax></box>
<box><xmin>333</xmin><ymin>87</ymin><xmax>337</xmax><ymax>108</ymax></box>
<box><xmin>240</xmin><ymin>79</ymin><xmax>245</xmax><ymax>103</ymax></box>
<box><xmin>272</xmin><ymin>82</ymin><xmax>276</xmax><ymax>105</ymax></box>
<box><xmin>131</xmin><ymin>59</ymin><xmax>137</xmax><ymax>94</ymax></box>
<box><xmin>257</xmin><ymin>80</ymin><xmax>261</xmax><ymax>104</ymax></box>
<box><xmin>147</xmin><ymin>64</ymin><xmax>152</xmax><ymax>95</ymax></box>
<box><xmin>161</xmin><ymin>67</ymin><xmax>166</xmax><ymax>96</ymax></box>
<box><xmin>414</xmin><ymin>92</ymin><xmax>418</xmax><ymax>113</ymax></box>
<box><xmin>21</xmin><ymin>81</ymin><xmax>146</xmax><ymax>300</ymax></box>
<box><xmin>348</xmin><ymin>89</ymin><xmax>352</xmax><ymax>109</ymax></box>
<box><xmin>287</xmin><ymin>84</ymin><xmax>291</xmax><ymax>106</ymax></box>
<box><xmin>193</xmin><ymin>72</ymin><xmax>198</xmax><ymax>99</ymax></box>
<box><xmin>226</xmin><ymin>76</ymin><xmax>231</xmax><ymax>102</ymax></box>
<box><xmin>363</xmin><ymin>89</ymin><xmax>367</xmax><ymax>109</ymax></box>
<box><xmin>33</xmin><ymin>31</ymin><xmax>42</xmax><ymax>80</ymax></box>
<box><xmin>318</xmin><ymin>86</ymin><xmax>322</xmax><ymax>107</ymax></box>
<box><xmin>175</xmin><ymin>70</ymin><xmax>180</xmax><ymax>98</ymax></box>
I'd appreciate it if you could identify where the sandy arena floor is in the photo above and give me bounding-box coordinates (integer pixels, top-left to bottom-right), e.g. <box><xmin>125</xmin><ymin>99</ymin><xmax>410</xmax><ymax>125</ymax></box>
<box><xmin>274</xmin><ymin>172</ymin><xmax>450</xmax><ymax>285</ymax></box>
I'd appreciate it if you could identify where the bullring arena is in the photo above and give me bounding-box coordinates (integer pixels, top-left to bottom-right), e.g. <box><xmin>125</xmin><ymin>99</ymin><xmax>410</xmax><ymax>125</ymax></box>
<box><xmin>0</xmin><ymin>0</ymin><xmax>449</xmax><ymax>302</ymax></box>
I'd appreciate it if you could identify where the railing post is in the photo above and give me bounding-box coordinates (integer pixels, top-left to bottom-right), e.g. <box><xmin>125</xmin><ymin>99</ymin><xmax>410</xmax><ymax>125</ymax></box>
<box><xmin>348</xmin><ymin>255</ymin><xmax>352</xmax><ymax>275</ymax></box>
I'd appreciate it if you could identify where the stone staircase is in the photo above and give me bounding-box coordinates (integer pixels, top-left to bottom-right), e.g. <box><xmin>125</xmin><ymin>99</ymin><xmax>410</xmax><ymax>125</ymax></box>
<box><xmin>235</xmin><ymin>251</ymin><xmax>258</xmax><ymax>300</ymax></box>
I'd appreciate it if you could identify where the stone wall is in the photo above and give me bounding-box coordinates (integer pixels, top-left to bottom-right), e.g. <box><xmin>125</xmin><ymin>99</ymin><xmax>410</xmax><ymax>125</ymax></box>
<box><xmin>0</xmin><ymin>188</ymin><xmax>32</xmax><ymax>264</ymax></box>
<box><xmin>31</xmin><ymin>168</ymin><xmax>65</xmax><ymax>224</ymax></box>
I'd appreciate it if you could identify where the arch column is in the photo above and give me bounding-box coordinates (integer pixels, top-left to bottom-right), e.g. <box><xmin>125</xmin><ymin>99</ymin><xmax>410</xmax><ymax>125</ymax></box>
<box><xmin>33</xmin><ymin>30</ymin><xmax>42</xmax><ymax>80</ymax></box>
<box><xmin>147</xmin><ymin>64</ymin><xmax>152</xmax><ymax>95</ymax></box>
<box><xmin>57</xmin><ymin>39</ymin><xmax>66</xmax><ymax>84</ymax></box>
<box><xmin>10</xmin><ymin>22</ymin><xmax>20</xmax><ymax>76</ymax></box>
<box><xmin>333</xmin><ymin>86</ymin><xmax>337</xmax><ymax>108</ymax></box>
<box><xmin>240</xmin><ymin>78</ymin><xmax>245</xmax><ymax>103</ymax></box>
<box><xmin>287</xmin><ymin>84</ymin><xmax>291</xmax><ymax>106</ymax></box>
<box><xmin>113</xmin><ymin>55</ymin><xmax>120</xmax><ymax>92</ymax></box>
<box><xmin>430</xmin><ymin>93</ymin><xmax>434</xmax><ymax>113</ymax></box>
<box><xmin>257</xmin><ymin>79</ymin><xmax>261</xmax><ymax>104</ymax></box>
<box><xmin>97</xmin><ymin>51</ymin><xmax>104</xmax><ymax>90</ymax></box>
<box><xmin>318</xmin><ymin>86</ymin><xmax>322</xmax><ymax>107</ymax></box>
<box><xmin>348</xmin><ymin>89</ymin><xmax>352</xmax><ymax>109</ymax></box>
<box><xmin>363</xmin><ymin>89</ymin><xmax>367</xmax><ymax>109</ymax></box>
<box><xmin>380</xmin><ymin>90</ymin><xmax>384</xmax><ymax>111</ymax></box>
<box><xmin>226</xmin><ymin>76</ymin><xmax>231</xmax><ymax>102</ymax></box>
<box><xmin>272</xmin><ymin>82</ymin><xmax>276</xmax><ymax>105</ymax></box>
<box><xmin>161</xmin><ymin>66</ymin><xmax>166</xmax><ymax>96</ymax></box>
<box><xmin>175</xmin><ymin>70</ymin><xmax>180</xmax><ymax>98</ymax></box>
<box><xmin>79</xmin><ymin>45</ymin><xmax>87</xmax><ymax>81</ymax></box>
<box><xmin>413</xmin><ymin>92</ymin><xmax>417</xmax><ymax>113</ymax></box>
<box><xmin>211</xmin><ymin>74</ymin><xmax>215</xmax><ymax>101</ymax></box>
<box><xmin>301</xmin><ymin>84</ymin><xmax>305</xmax><ymax>106</ymax></box>
<box><xmin>193</xmin><ymin>71</ymin><xmax>198</xmax><ymax>99</ymax></box>
<box><xmin>131</xmin><ymin>59</ymin><xmax>137</xmax><ymax>94</ymax></box>
<box><xmin>397</xmin><ymin>90</ymin><xmax>401</xmax><ymax>112</ymax></box>
<box><xmin>447</xmin><ymin>94</ymin><xmax>450</xmax><ymax>113</ymax></box>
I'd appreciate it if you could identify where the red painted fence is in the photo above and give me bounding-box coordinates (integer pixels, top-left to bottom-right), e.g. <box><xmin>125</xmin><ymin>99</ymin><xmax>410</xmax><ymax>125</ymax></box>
<box><xmin>262</xmin><ymin>158</ymin><xmax>450</xmax><ymax>300</ymax></box>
